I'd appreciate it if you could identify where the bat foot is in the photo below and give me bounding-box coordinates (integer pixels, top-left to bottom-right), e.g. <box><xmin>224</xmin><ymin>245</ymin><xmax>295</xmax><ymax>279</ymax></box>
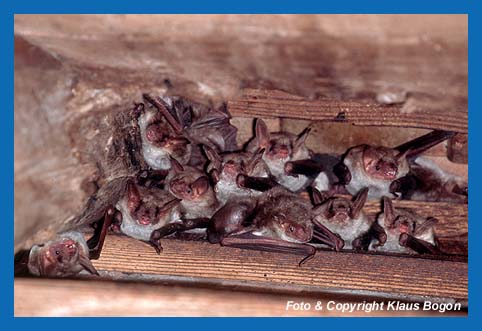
<box><xmin>148</xmin><ymin>239</ymin><xmax>163</xmax><ymax>255</ymax></box>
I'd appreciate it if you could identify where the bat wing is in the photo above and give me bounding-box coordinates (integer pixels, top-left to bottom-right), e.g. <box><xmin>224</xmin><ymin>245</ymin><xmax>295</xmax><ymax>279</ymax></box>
<box><xmin>394</xmin><ymin>130</ymin><xmax>455</xmax><ymax>161</ymax></box>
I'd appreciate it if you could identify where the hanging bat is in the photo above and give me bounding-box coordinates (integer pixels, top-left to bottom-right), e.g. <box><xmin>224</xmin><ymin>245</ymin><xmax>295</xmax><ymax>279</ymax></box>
<box><xmin>245</xmin><ymin>119</ymin><xmax>329</xmax><ymax>192</ymax></box>
<box><xmin>370</xmin><ymin>197</ymin><xmax>440</xmax><ymax>255</ymax></box>
<box><xmin>203</xmin><ymin>145</ymin><xmax>277</xmax><ymax>205</ymax></box>
<box><xmin>333</xmin><ymin>130</ymin><xmax>456</xmax><ymax>200</ymax></box>
<box><xmin>114</xmin><ymin>179</ymin><xmax>182</xmax><ymax>241</ymax></box>
<box><xmin>136</xmin><ymin>94</ymin><xmax>237</xmax><ymax>170</ymax></box>
<box><xmin>19</xmin><ymin>207</ymin><xmax>114</xmax><ymax>278</ymax></box>
<box><xmin>311</xmin><ymin>187</ymin><xmax>378</xmax><ymax>250</ymax></box>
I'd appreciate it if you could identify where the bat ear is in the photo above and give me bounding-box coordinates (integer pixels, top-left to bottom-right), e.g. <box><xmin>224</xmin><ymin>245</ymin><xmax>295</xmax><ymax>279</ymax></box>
<box><xmin>350</xmin><ymin>187</ymin><xmax>369</xmax><ymax>219</ymax></box>
<box><xmin>395</xmin><ymin>149</ymin><xmax>409</xmax><ymax>161</ymax></box>
<box><xmin>245</xmin><ymin>149</ymin><xmax>265</xmax><ymax>174</ymax></box>
<box><xmin>202</xmin><ymin>145</ymin><xmax>222</xmax><ymax>169</ymax></box>
<box><xmin>78</xmin><ymin>254</ymin><xmax>99</xmax><ymax>276</ymax></box>
<box><xmin>311</xmin><ymin>187</ymin><xmax>330</xmax><ymax>205</ymax></box>
<box><xmin>127</xmin><ymin>180</ymin><xmax>141</xmax><ymax>213</ymax></box>
<box><xmin>255</xmin><ymin>119</ymin><xmax>270</xmax><ymax>149</ymax></box>
<box><xmin>170</xmin><ymin>157</ymin><xmax>185</xmax><ymax>173</ymax></box>
<box><xmin>159</xmin><ymin>198</ymin><xmax>181</xmax><ymax>213</ymax></box>
<box><xmin>294</xmin><ymin>127</ymin><xmax>311</xmax><ymax>151</ymax></box>
<box><xmin>192</xmin><ymin>176</ymin><xmax>210</xmax><ymax>196</ymax></box>
<box><xmin>382</xmin><ymin>196</ymin><xmax>396</xmax><ymax>227</ymax></box>
<box><xmin>414</xmin><ymin>217</ymin><xmax>438</xmax><ymax>236</ymax></box>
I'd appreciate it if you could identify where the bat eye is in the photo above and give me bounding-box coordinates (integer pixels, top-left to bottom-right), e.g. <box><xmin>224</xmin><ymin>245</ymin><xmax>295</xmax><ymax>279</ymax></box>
<box><xmin>186</xmin><ymin>187</ymin><xmax>192</xmax><ymax>194</ymax></box>
<box><xmin>375</xmin><ymin>163</ymin><xmax>381</xmax><ymax>171</ymax></box>
<box><xmin>289</xmin><ymin>226</ymin><xmax>295</xmax><ymax>233</ymax></box>
<box><xmin>55</xmin><ymin>250</ymin><xmax>60</xmax><ymax>255</ymax></box>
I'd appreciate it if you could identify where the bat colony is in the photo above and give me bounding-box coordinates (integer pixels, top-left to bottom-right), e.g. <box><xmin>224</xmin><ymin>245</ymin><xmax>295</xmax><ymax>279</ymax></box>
<box><xmin>16</xmin><ymin>94</ymin><xmax>467</xmax><ymax>277</ymax></box>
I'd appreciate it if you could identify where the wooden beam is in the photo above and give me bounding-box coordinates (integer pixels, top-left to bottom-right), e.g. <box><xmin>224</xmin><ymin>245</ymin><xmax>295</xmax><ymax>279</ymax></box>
<box><xmin>228</xmin><ymin>89</ymin><xmax>467</xmax><ymax>133</ymax></box>
<box><xmin>84</xmin><ymin>235</ymin><xmax>467</xmax><ymax>304</ymax></box>
<box><xmin>14</xmin><ymin>278</ymin><xmax>466</xmax><ymax>317</ymax></box>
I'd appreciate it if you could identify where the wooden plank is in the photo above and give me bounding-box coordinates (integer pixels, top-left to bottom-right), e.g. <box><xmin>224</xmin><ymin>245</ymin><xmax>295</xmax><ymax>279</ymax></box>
<box><xmin>228</xmin><ymin>89</ymin><xmax>467</xmax><ymax>133</ymax></box>
<box><xmin>87</xmin><ymin>235</ymin><xmax>467</xmax><ymax>304</ymax></box>
<box><xmin>14</xmin><ymin>278</ymin><xmax>466</xmax><ymax>317</ymax></box>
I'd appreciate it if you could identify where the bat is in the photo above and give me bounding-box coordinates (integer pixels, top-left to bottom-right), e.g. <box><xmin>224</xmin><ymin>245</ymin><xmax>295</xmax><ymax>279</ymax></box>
<box><xmin>20</xmin><ymin>207</ymin><xmax>114</xmax><ymax>277</ymax></box>
<box><xmin>390</xmin><ymin>156</ymin><xmax>468</xmax><ymax>203</ymax></box>
<box><xmin>311</xmin><ymin>187</ymin><xmax>376</xmax><ymax>250</ymax></box>
<box><xmin>115</xmin><ymin>179</ymin><xmax>182</xmax><ymax>241</ymax></box>
<box><xmin>209</xmin><ymin>186</ymin><xmax>345</xmax><ymax>265</ymax></box>
<box><xmin>245</xmin><ymin>119</ymin><xmax>328</xmax><ymax>193</ymax></box>
<box><xmin>333</xmin><ymin>130</ymin><xmax>456</xmax><ymax>200</ymax></box>
<box><xmin>138</xmin><ymin>94</ymin><xmax>238</xmax><ymax>170</ymax></box>
<box><xmin>371</xmin><ymin>197</ymin><xmax>440</xmax><ymax>255</ymax></box>
<box><xmin>203</xmin><ymin>145</ymin><xmax>276</xmax><ymax>204</ymax></box>
<box><xmin>148</xmin><ymin>158</ymin><xmax>220</xmax><ymax>253</ymax></box>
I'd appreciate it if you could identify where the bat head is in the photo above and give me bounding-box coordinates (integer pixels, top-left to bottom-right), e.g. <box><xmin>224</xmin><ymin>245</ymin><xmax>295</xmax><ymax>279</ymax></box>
<box><xmin>254</xmin><ymin>119</ymin><xmax>311</xmax><ymax>162</ymax></box>
<box><xmin>126</xmin><ymin>180</ymin><xmax>180</xmax><ymax>226</ymax></box>
<box><xmin>168</xmin><ymin>166</ymin><xmax>211</xmax><ymax>202</ymax></box>
<box><xmin>362</xmin><ymin>146</ymin><xmax>401</xmax><ymax>180</ymax></box>
<box><xmin>316</xmin><ymin>187</ymin><xmax>368</xmax><ymax>224</ymax></box>
<box><xmin>382</xmin><ymin>196</ymin><xmax>415</xmax><ymax>235</ymax></box>
<box><xmin>325</xmin><ymin>198</ymin><xmax>352</xmax><ymax>223</ymax></box>
<box><xmin>145</xmin><ymin>121</ymin><xmax>191</xmax><ymax>161</ymax></box>
<box><xmin>30</xmin><ymin>234</ymin><xmax>98</xmax><ymax>277</ymax></box>
<box><xmin>272</xmin><ymin>216</ymin><xmax>314</xmax><ymax>243</ymax></box>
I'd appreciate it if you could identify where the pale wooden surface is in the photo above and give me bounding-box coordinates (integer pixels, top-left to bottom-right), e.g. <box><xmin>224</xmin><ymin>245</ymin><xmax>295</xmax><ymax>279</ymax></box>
<box><xmin>14</xmin><ymin>278</ymin><xmax>466</xmax><ymax>317</ymax></box>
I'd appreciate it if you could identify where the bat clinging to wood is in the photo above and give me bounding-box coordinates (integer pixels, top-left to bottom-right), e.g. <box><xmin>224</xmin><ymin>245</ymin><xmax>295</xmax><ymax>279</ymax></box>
<box><xmin>245</xmin><ymin>119</ymin><xmax>328</xmax><ymax>192</ymax></box>
<box><xmin>138</xmin><ymin>94</ymin><xmax>238</xmax><ymax>170</ymax></box>
<box><xmin>149</xmin><ymin>187</ymin><xmax>344</xmax><ymax>265</ymax></box>
<box><xmin>204</xmin><ymin>145</ymin><xmax>276</xmax><ymax>204</ymax></box>
<box><xmin>312</xmin><ymin>188</ymin><xmax>376</xmax><ymax>250</ymax></box>
<box><xmin>389</xmin><ymin>157</ymin><xmax>468</xmax><ymax>203</ymax></box>
<box><xmin>333</xmin><ymin>130</ymin><xmax>456</xmax><ymax>200</ymax></box>
<box><xmin>148</xmin><ymin>158</ymin><xmax>220</xmax><ymax>253</ymax></box>
<box><xmin>371</xmin><ymin>197</ymin><xmax>440</xmax><ymax>255</ymax></box>
<box><xmin>207</xmin><ymin>187</ymin><xmax>344</xmax><ymax>265</ymax></box>
<box><xmin>115</xmin><ymin>179</ymin><xmax>181</xmax><ymax>241</ymax></box>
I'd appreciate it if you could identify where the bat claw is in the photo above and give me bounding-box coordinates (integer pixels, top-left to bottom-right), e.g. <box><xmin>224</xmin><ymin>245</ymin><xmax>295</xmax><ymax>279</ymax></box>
<box><xmin>148</xmin><ymin>240</ymin><xmax>163</xmax><ymax>254</ymax></box>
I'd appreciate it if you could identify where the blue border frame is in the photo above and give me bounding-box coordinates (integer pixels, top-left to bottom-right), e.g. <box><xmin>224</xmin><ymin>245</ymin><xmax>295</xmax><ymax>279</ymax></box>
<box><xmin>2</xmin><ymin>0</ymin><xmax>479</xmax><ymax>328</ymax></box>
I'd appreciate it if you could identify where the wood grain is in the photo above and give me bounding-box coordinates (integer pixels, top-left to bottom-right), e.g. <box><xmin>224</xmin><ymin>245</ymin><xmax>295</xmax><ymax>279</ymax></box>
<box><xmin>228</xmin><ymin>89</ymin><xmax>468</xmax><ymax>133</ymax></box>
<box><xmin>14</xmin><ymin>278</ymin><xmax>466</xmax><ymax>317</ymax></box>
<box><xmin>86</xmin><ymin>235</ymin><xmax>467</xmax><ymax>303</ymax></box>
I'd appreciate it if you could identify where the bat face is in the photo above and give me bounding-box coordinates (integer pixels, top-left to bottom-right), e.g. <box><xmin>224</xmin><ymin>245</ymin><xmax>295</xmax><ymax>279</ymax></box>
<box><xmin>125</xmin><ymin>181</ymin><xmax>180</xmax><ymax>226</ymax></box>
<box><xmin>168</xmin><ymin>170</ymin><xmax>210</xmax><ymax>202</ymax></box>
<box><xmin>362</xmin><ymin>146</ymin><xmax>404</xmax><ymax>180</ymax></box>
<box><xmin>342</xmin><ymin>145</ymin><xmax>410</xmax><ymax>198</ymax></box>
<box><xmin>312</xmin><ymin>188</ymin><xmax>370</xmax><ymax>249</ymax></box>
<box><xmin>246</xmin><ymin>119</ymin><xmax>312</xmax><ymax>192</ymax></box>
<box><xmin>253</xmin><ymin>187</ymin><xmax>315</xmax><ymax>243</ymax></box>
<box><xmin>323</xmin><ymin>198</ymin><xmax>353</xmax><ymax>223</ymax></box>
<box><xmin>28</xmin><ymin>232</ymin><xmax>98</xmax><ymax>277</ymax></box>
<box><xmin>138</xmin><ymin>107</ymin><xmax>192</xmax><ymax>170</ymax></box>
<box><xmin>207</xmin><ymin>150</ymin><xmax>269</xmax><ymax>184</ymax></box>
<box><xmin>374</xmin><ymin>197</ymin><xmax>438</xmax><ymax>253</ymax></box>
<box><xmin>265</xmin><ymin>212</ymin><xmax>314</xmax><ymax>243</ymax></box>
